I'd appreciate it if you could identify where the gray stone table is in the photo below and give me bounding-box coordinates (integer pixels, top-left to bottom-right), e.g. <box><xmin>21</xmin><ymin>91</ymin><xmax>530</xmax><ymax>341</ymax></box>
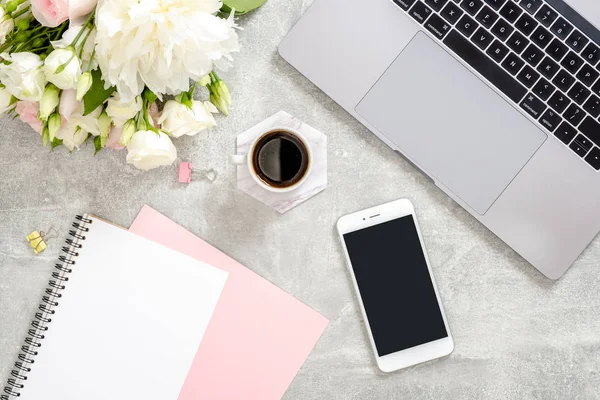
<box><xmin>1</xmin><ymin>1</ymin><xmax>600</xmax><ymax>399</ymax></box>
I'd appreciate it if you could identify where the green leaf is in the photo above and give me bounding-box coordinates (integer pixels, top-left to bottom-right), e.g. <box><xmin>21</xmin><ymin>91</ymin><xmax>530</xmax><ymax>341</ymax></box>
<box><xmin>51</xmin><ymin>138</ymin><xmax>63</xmax><ymax>150</ymax></box>
<box><xmin>221</xmin><ymin>0</ymin><xmax>267</xmax><ymax>15</ymax></box>
<box><xmin>83</xmin><ymin>69</ymin><xmax>115</xmax><ymax>116</ymax></box>
<box><xmin>93</xmin><ymin>135</ymin><xmax>102</xmax><ymax>155</ymax></box>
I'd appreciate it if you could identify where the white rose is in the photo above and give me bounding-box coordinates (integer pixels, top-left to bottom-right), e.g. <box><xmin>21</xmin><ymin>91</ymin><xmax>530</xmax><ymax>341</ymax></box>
<box><xmin>0</xmin><ymin>52</ymin><xmax>46</xmax><ymax>101</ymax></box>
<box><xmin>157</xmin><ymin>100</ymin><xmax>218</xmax><ymax>138</ymax></box>
<box><xmin>106</xmin><ymin>93</ymin><xmax>143</xmax><ymax>127</ymax></box>
<box><xmin>126</xmin><ymin>130</ymin><xmax>177</xmax><ymax>171</ymax></box>
<box><xmin>0</xmin><ymin>87</ymin><xmax>13</xmax><ymax>115</ymax></box>
<box><xmin>51</xmin><ymin>25</ymin><xmax>97</xmax><ymax>70</ymax></box>
<box><xmin>0</xmin><ymin>7</ymin><xmax>14</xmax><ymax>45</ymax></box>
<box><xmin>43</xmin><ymin>48</ymin><xmax>81</xmax><ymax>90</ymax></box>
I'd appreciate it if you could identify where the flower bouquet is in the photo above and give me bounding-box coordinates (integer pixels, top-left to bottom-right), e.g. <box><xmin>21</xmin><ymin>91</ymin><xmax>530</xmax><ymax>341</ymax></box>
<box><xmin>0</xmin><ymin>0</ymin><xmax>264</xmax><ymax>170</ymax></box>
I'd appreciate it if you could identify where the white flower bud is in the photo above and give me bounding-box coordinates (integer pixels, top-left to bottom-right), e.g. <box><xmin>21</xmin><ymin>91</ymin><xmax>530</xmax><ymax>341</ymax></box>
<box><xmin>76</xmin><ymin>71</ymin><xmax>93</xmax><ymax>101</ymax></box>
<box><xmin>48</xmin><ymin>113</ymin><xmax>62</xmax><ymax>141</ymax></box>
<box><xmin>119</xmin><ymin>119</ymin><xmax>137</xmax><ymax>146</ymax></box>
<box><xmin>39</xmin><ymin>84</ymin><xmax>59</xmax><ymax>120</ymax></box>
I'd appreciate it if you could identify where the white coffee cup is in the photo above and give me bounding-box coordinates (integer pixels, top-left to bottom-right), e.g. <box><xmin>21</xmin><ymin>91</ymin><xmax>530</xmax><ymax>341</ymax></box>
<box><xmin>230</xmin><ymin>127</ymin><xmax>313</xmax><ymax>193</ymax></box>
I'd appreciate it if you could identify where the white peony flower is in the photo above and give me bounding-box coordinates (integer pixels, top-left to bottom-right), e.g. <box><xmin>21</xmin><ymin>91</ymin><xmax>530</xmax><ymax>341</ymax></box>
<box><xmin>158</xmin><ymin>100</ymin><xmax>218</xmax><ymax>138</ymax></box>
<box><xmin>0</xmin><ymin>52</ymin><xmax>46</xmax><ymax>101</ymax></box>
<box><xmin>106</xmin><ymin>92</ymin><xmax>143</xmax><ymax>127</ymax></box>
<box><xmin>126</xmin><ymin>130</ymin><xmax>177</xmax><ymax>170</ymax></box>
<box><xmin>95</xmin><ymin>0</ymin><xmax>240</xmax><ymax>101</ymax></box>
<box><xmin>0</xmin><ymin>6</ymin><xmax>14</xmax><ymax>45</ymax></box>
<box><xmin>0</xmin><ymin>87</ymin><xmax>13</xmax><ymax>115</ymax></box>
<box><xmin>56</xmin><ymin>89</ymin><xmax>102</xmax><ymax>150</ymax></box>
<box><xmin>51</xmin><ymin>25</ymin><xmax>97</xmax><ymax>70</ymax></box>
<box><xmin>43</xmin><ymin>48</ymin><xmax>81</xmax><ymax>90</ymax></box>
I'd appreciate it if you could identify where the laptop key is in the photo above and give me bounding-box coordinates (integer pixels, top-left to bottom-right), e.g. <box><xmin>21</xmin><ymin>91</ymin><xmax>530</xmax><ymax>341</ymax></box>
<box><xmin>534</xmin><ymin>5</ymin><xmax>558</xmax><ymax>27</ymax></box>
<box><xmin>517</xmin><ymin>65</ymin><xmax>540</xmax><ymax>88</ymax></box>
<box><xmin>491</xmin><ymin>18</ymin><xmax>513</xmax><ymax>41</ymax></box>
<box><xmin>520</xmin><ymin>0</ymin><xmax>542</xmax><ymax>15</ymax></box>
<box><xmin>531</xmin><ymin>26</ymin><xmax>552</xmax><ymax>49</ymax></box>
<box><xmin>502</xmin><ymin>52</ymin><xmax>525</xmax><ymax>75</ymax></box>
<box><xmin>532</xmin><ymin>78</ymin><xmax>555</xmax><ymax>100</ymax></box>
<box><xmin>567</xmin><ymin>82</ymin><xmax>591</xmax><ymax>105</ymax></box>
<box><xmin>456</xmin><ymin>14</ymin><xmax>478</xmax><ymax>37</ymax></box>
<box><xmin>584</xmin><ymin>147</ymin><xmax>600</xmax><ymax>170</ymax></box>
<box><xmin>520</xmin><ymin>93</ymin><xmax>546</xmax><ymax>118</ymax></box>
<box><xmin>425</xmin><ymin>0</ymin><xmax>449</xmax><ymax>11</ymax></box>
<box><xmin>507</xmin><ymin>31</ymin><xmax>529</xmax><ymax>54</ymax></box>
<box><xmin>539</xmin><ymin>109</ymin><xmax>562</xmax><ymax>132</ymax></box>
<box><xmin>563</xmin><ymin>104</ymin><xmax>585</xmax><ymax>126</ymax></box>
<box><xmin>393</xmin><ymin>0</ymin><xmax>417</xmax><ymax>10</ymax></box>
<box><xmin>570</xmin><ymin>134</ymin><xmax>592</xmax><ymax>157</ymax></box>
<box><xmin>476</xmin><ymin>6</ymin><xmax>498</xmax><ymax>28</ymax></box>
<box><xmin>483</xmin><ymin>0</ymin><xmax>506</xmax><ymax>10</ymax></box>
<box><xmin>592</xmin><ymin>80</ymin><xmax>600</xmax><ymax>96</ymax></box>
<box><xmin>576</xmin><ymin>64</ymin><xmax>599</xmax><ymax>87</ymax></box>
<box><xmin>536</xmin><ymin>57</ymin><xmax>559</xmax><ymax>79</ymax></box>
<box><xmin>461</xmin><ymin>0</ymin><xmax>484</xmax><ymax>16</ymax></box>
<box><xmin>548</xmin><ymin>91</ymin><xmax>571</xmax><ymax>113</ymax></box>
<box><xmin>552</xmin><ymin>69</ymin><xmax>575</xmax><ymax>92</ymax></box>
<box><xmin>441</xmin><ymin>2</ymin><xmax>464</xmax><ymax>24</ymax></box>
<box><xmin>581</xmin><ymin>43</ymin><xmax>600</xmax><ymax>66</ymax></box>
<box><xmin>561</xmin><ymin>51</ymin><xmax>584</xmax><ymax>74</ymax></box>
<box><xmin>583</xmin><ymin>94</ymin><xmax>600</xmax><ymax>118</ymax></box>
<box><xmin>515</xmin><ymin>13</ymin><xmax>537</xmax><ymax>36</ymax></box>
<box><xmin>409</xmin><ymin>1</ymin><xmax>433</xmax><ymax>23</ymax></box>
<box><xmin>545</xmin><ymin>39</ymin><xmax>568</xmax><ymax>62</ymax></box>
<box><xmin>471</xmin><ymin>27</ymin><xmax>494</xmax><ymax>50</ymax></box>
<box><xmin>550</xmin><ymin>17</ymin><xmax>573</xmax><ymax>40</ymax></box>
<box><xmin>523</xmin><ymin>44</ymin><xmax>544</xmax><ymax>67</ymax></box>
<box><xmin>425</xmin><ymin>14</ymin><xmax>452</xmax><ymax>39</ymax></box>
<box><xmin>499</xmin><ymin>1</ymin><xmax>522</xmax><ymax>23</ymax></box>
<box><xmin>486</xmin><ymin>40</ymin><xmax>509</xmax><ymax>62</ymax></box>
<box><xmin>554</xmin><ymin>121</ymin><xmax>577</xmax><ymax>144</ymax></box>
<box><xmin>565</xmin><ymin>31</ymin><xmax>589</xmax><ymax>54</ymax></box>
<box><xmin>579</xmin><ymin>117</ymin><xmax>600</xmax><ymax>146</ymax></box>
<box><xmin>443</xmin><ymin>29</ymin><xmax>527</xmax><ymax>103</ymax></box>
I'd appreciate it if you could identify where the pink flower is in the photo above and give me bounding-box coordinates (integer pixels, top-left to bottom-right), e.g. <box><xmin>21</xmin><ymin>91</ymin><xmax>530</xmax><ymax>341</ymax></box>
<box><xmin>59</xmin><ymin>89</ymin><xmax>77</xmax><ymax>120</ymax></box>
<box><xmin>31</xmin><ymin>0</ymin><xmax>98</xmax><ymax>28</ymax></box>
<box><xmin>105</xmin><ymin>126</ymin><xmax>125</xmax><ymax>150</ymax></box>
<box><xmin>15</xmin><ymin>101</ymin><xmax>44</xmax><ymax>134</ymax></box>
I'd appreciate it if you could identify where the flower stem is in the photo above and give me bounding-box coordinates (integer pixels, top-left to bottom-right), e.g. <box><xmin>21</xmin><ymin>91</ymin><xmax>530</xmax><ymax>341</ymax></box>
<box><xmin>11</xmin><ymin>6</ymin><xmax>30</xmax><ymax>20</ymax></box>
<box><xmin>69</xmin><ymin>10</ymin><xmax>95</xmax><ymax>47</ymax></box>
<box><xmin>78</xmin><ymin>27</ymin><xmax>93</xmax><ymax>58</ymax></box>
<box><xmin>54</xmin><ymin>21</ymin><xmax>68</xmax><ymax>41</ymax></box>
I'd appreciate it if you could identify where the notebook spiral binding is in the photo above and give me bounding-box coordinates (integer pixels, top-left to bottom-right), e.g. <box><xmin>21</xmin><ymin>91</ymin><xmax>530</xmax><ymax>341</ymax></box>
<box><xmin>2</xmin><ymin>215</ymin><xmax>93</xmax><ymax>400</ymax></box>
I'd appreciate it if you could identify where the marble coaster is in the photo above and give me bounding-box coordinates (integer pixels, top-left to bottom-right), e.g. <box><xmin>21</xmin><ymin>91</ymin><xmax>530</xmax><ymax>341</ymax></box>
<box><xmin>236</xmin><ymin>111</ymin><xmax>327</xmax><ymax>213</ymax></box>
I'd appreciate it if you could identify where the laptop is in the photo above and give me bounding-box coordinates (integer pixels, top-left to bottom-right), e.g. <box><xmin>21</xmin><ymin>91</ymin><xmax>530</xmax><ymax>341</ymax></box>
<box><xmin>279</xmin><ymin>0</ymin><xmax>600</xmax><ymax>279</ymax></box>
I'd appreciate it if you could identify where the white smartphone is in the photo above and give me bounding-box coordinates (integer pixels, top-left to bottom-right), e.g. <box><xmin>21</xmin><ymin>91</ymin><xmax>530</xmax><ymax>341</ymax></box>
<box><xmin>337</xmin><ymin>199</ymin><xmax>454</xmax><ymax>372</ymax></box>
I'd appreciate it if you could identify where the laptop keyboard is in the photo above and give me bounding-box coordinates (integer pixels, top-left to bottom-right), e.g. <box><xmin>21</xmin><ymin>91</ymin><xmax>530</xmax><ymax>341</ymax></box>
<box><xmin>392</xmin><ymin>0</ymin><xmax>600</xmax><ymax>171</ymax></box>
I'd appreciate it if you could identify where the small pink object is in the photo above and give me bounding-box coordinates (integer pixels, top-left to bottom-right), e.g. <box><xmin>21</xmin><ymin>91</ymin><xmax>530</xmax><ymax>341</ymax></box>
<box><xmin>179</xmin><ymin>162</ymin><xmax>193</xmax><ymax>183</ymax></box>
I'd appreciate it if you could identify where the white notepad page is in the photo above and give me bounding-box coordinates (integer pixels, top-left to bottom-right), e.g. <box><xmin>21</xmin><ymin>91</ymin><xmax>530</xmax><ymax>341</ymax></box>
<box><xmin>16</xmin><ymin>216</ymin><xmax>228</xmax><ymax>400</ymax></box>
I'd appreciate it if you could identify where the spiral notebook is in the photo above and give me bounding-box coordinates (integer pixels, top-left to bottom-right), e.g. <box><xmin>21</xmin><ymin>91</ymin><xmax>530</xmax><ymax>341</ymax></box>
<box><xmin>2</xmin><ymin>215</ymin><xmax>228</xmax><ymax>400</ymax></box>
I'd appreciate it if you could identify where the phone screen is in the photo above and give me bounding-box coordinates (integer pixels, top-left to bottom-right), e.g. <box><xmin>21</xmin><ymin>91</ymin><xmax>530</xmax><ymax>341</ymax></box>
<box><xmin>343</xmin><ymin>215</ymin><xmax>448</xmax><ymax>356</ymax></box>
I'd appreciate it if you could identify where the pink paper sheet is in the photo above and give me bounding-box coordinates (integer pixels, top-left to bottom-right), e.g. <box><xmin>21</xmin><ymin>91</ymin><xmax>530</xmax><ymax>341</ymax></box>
<box><xmin>130</xmin><ymin>206</ymin><xmax>329</xmax><ymax>400</ymax></box>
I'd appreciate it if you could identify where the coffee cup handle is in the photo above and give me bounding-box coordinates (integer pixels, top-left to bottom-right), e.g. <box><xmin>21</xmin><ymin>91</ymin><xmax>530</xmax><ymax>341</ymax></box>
<box><xmin>229</xmin><ymin>154</ymin><xmax>247</xmax><ymax>165</ymax></box>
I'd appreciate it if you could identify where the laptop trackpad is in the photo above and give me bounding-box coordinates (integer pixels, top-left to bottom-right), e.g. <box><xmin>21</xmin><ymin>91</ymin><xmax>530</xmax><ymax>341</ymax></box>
<box><xmin>356</xmin><ymin>32</ymin><xmax>546</xmax><ymax>215</ymax></box>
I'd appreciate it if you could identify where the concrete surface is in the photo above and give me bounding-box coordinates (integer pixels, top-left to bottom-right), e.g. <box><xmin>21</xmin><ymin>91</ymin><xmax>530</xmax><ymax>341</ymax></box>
<box><xmin>1</xmin><ymin>1</ymin><xmax>600</xmax><ymax>399</ymax></box>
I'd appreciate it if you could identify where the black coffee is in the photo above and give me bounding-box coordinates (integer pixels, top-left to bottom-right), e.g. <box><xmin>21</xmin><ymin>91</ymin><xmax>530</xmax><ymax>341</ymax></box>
<box><xmin>252</xmin><ymin>131</ymin><xmax>310</xmax><ymax>188</ymax></box>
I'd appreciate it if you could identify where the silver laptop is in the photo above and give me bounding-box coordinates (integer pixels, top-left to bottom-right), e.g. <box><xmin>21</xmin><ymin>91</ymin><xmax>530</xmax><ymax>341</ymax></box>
<box><xmin>279</xmin><ymin>0</ymin><xmax>600</xmax><ymax>279</ymax></box>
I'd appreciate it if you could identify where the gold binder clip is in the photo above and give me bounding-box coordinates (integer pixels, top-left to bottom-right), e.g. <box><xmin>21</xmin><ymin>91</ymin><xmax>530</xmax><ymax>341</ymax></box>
<box><xmin>26</xmin><ymin>228</ymin><xmax>58</xmax><ymax>255</ymax></box>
